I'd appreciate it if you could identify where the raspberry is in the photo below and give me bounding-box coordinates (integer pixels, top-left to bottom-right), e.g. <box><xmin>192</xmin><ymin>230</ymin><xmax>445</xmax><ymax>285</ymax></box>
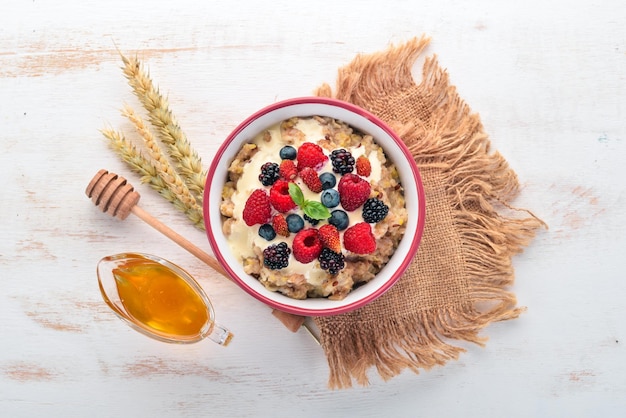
<box><xmin>269</xmin><ymin>180</ymin><xmax>297</xmax><ymax>213</ymax></box>
<box><xmin>259</xmin><ymin>162</ymin><xmax>280</xmax><ymax>186</ymax></box>
<box><xmin>292</xmin><ymin>228</ymin><xmax>323</xmax><ymax>264</ymax></box>
<box><xmin>356</xmin><ymin>155</ymin><xmax>371</xmax><ymax>177</ymax></box>
<box><xmin>337</xmin><ymin>173</ymin><xmax>371</xmax><ymax>211</ymax></box>
<box><xmin>318</xmin><ymin>248</ymin><xmax>345</xmax><ymax>275</ymax></box>
<box><xmin>331</xmin><ymin>149</ymin><xmax>355</xmax><ymax>175</ymax></box>
<box><xmin>343</xmin><ymin>222</ymin><xmax>376</xmax><ymax>254</ymax></box>
<box><xmin>318</xmin><ymin>224</ymin><xmax>341</xmax><ymax>253</ymax></box>
<box><xmin>279</xmin><ymin>160</ymin><xmax>297</xmax><ymax>181</ymax></box>
<box><xmin>272</xmin><ymin>214</ymin><xmax>289</xmax><ymax>237</ymax></box>
<box><xmin>242</xmin><ymin>189</ymin><xmax>272</xmax><ymax>226</ymax></box>
<box><xmin>362</xmin><ymin>198</ymin><xmax>389</xmax><ymax>223</ymax></box>
<box><xmin>300</xmin><ymin>167</ymin><xmax>323</xmax><ymax>193</ymax></box>
<box><xmin>296</xmin><ymin>142</ymin><xmax>327</xmax><ymax>171</ymax></box>
<box><xmin>263</xmin><ymin>242</ymin><xmax>291</xmax><ymax>270</ymax></box>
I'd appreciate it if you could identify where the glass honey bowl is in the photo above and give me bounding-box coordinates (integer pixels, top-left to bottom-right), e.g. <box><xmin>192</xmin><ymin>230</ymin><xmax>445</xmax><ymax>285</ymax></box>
<box><xmin>97</xmin><ymin>253</ymin><xmax>233</xmax><ymax>346</ymax></box>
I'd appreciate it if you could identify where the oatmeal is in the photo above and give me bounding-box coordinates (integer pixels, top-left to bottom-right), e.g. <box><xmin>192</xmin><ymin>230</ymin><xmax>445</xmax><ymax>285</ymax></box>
<box><xmin>220</xmin><ymin>116</ymin><xmax>407</xmax><ymax>300</ymax></box>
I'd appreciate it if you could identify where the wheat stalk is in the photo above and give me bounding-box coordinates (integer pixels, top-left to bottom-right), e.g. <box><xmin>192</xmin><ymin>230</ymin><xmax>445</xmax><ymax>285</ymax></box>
<box><xmin>120</xmin><ymin>54</ymin><xmax>206</xmax><ymax>202</ymax></box>
<box><xmin>121</xmin><ymin>104</ymin><xmax>203</xmax><ymax>212</ymax></box>
<box><xmin>100</xmin><ymin>128</ymin><xmax>204</xmax><ymax>228</ymax></box>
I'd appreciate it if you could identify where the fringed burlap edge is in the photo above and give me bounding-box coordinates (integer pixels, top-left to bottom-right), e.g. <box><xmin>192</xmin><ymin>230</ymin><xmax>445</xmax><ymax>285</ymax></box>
<box><xmin>314</xmin><ymin>36</ymin><xmax>547</xmax><ymax>389</ymax></box>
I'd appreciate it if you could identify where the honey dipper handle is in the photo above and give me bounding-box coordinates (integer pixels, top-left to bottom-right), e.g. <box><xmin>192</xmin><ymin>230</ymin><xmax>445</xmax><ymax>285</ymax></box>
<box><xmin>131</xmin><ymin>205</ymin><xmax>227</xmax><ymax>277</ymax></box>
<box><xmin>130</xmin><ymin>205</ymin><xmax>306</xmax><ymax>333</ymax></box>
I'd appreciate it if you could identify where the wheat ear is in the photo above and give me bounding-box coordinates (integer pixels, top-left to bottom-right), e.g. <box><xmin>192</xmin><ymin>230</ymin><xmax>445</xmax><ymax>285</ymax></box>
<box><xmin>100</xmin><ymin>128</ymin><xmax>203</xmax><ymax>227</ymax></box>
<box><xmin>121</xmin><ymin>105</ymin><xmax>204</xmax><ymax>228</ymax></box>
<box><xmin>120</xmin><ymin>54</ymin><xmax>206</xmax><ymax>203</ymax></box>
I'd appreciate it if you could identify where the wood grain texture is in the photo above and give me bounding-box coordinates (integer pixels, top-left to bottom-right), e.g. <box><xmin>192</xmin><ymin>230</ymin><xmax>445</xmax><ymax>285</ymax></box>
<box><xmin>1</xmin><ymin>0</ymin><xmax>625</xmax><ymax>417</ymax></box>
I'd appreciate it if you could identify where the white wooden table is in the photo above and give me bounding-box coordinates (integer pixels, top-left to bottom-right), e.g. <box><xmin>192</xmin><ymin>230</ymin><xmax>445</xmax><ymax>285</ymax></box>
<box><xmin>2</xmin><ymin>1</ymin><xmax>625</xmax><ymax>416</ymax></box>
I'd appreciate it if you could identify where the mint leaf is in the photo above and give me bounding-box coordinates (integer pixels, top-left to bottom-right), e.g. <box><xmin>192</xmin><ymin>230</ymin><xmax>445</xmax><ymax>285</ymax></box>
<box><xmin>303</xmin><ymin>201</ymin><xmax>331</xmax><ymax>220</ymax></box>
<box><xmin>288</xmin><ymin>182</ymin><xmax>330</xmax><ymax>219</ymax></box>
<box><xmin>288</xmin><ymin>182</ymin><xmax>305</xmax><ymax>206</ymax></box>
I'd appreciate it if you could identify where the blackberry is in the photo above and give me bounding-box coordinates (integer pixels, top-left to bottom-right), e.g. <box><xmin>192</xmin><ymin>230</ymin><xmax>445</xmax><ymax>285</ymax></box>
<box><xmin>263</xmin><ymin>242</ymin><xmax>291</xmax><ymax>270</ymax></box>
<box><xmin>330</xmin><ymin>149</ymin><xmax>355</xmax><ymax>175</ymax></box>
<box><xmin>318</xmin><ymin>248</ymin><xmax>345</xmax><ymax>275</ymax></box>
<box><xmin>303</xmin><ymin>214</ymin><xmax>319</xmax><ymax>226</ymax></box>
<box><xmin>362</xmin><ymin>198</ymin><xmax>389</xmax><ymax>223</ymax></box>
<box><xmin>259</xmin><ymin>162</ymin><xmax>280</xmax><ymax>186</ymax></box>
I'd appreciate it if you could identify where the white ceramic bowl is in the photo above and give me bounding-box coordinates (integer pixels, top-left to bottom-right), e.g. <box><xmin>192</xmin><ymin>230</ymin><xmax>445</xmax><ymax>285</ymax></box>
<box><xmin>204</xmin><ymin>97</ymin><xmax>426</xmax><ymax>316</ymax></box>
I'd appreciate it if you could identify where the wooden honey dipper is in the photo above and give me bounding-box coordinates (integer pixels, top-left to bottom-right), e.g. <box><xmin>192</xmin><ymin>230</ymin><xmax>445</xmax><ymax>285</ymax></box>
<box><xmin>85</xmin><ymin>169</ymin><xmax>309</xmax><ymax>335</ymax></box>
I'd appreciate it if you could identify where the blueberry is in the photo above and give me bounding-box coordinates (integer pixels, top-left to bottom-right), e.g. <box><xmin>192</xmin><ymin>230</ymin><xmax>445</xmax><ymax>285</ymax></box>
<box><xmin>328</xmin><ymin>209</ymin><xmax>349</xmax><ymax>231</ymax></box>
<box><xmin>286</xmin><ymin>214</ymin><xmax>304</xmax><ymax>233</ymax></box>
<box><xmin>258</xmin><ymin>224</ymin><xmax>276</xmax><ymax>241</ymax></box>
<box><xmin>279</xmin><ymin>145</ymin><xmax>297</xmax><ymax>160</ymax></box>
<box><xmin>321</xmin><ymin>189</ymin><xmax>340</xmax><ymax>208</ymax></box>
<box><xmin>319</xmin><ymin>172</ymin><xmax>336</xmax><ymax>190</ymax></box>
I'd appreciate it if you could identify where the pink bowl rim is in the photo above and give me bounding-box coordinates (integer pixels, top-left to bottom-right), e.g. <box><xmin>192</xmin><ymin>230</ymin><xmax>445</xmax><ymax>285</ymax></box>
<box><xmin>204</xmin><ymin>97</ymin><xmax>426</xmax><ymax>317</ymax></box>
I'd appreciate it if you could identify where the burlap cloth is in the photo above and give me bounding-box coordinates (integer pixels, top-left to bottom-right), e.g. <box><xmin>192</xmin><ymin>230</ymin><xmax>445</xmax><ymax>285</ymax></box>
<box><xmin>312</xmin><ymin>36</ymin><xmax>545</xmax><ymax>389</ymax></box>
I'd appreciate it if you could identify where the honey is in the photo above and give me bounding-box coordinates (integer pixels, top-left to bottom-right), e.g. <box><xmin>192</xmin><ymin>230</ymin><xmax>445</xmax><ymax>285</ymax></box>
<box><xmin>112</xmin><ymin>257</ymin><xmax>210</xmax><ymax>339</ymax></box>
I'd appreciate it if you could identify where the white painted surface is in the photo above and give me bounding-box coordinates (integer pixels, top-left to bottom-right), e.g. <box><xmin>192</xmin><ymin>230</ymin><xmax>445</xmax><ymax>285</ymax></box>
<box><xmin>1</xmin><ymin>1</ymin><xmax>624</xmax><ymax>416</ymax></box>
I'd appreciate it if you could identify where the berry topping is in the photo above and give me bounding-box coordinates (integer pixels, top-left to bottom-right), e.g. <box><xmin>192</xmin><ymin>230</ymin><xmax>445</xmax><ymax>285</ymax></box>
<box><xmin>343</xmin><ymin>222</ymin><xmax>376</xmax><ymax>254</ymax></box>
<box><xmin>258</xmin><ymin>224</ymin><xmax>276</xmax><ymax>241</ymax></box>
<box><xmin>279</xmin><ymin>145</ymin><xmax>297</xmax><ymax>160</ymax></box>
<box><xmin>328</xmin><ymin>209</ymin><xmax>349</xmax><ymax>231</ymax></box>
<box><xmin>320</xmin><ymin>189</ymin><xmax>340</xmax><ymax>208</ymax></box>
<box><xmin>362</xmin><ymin>198</ymin><xmax>389</xmax><ymax>223</ymax></box>
<box><xmin>318</xmin><ymin>248</ymin><xmax>345</xmax><ymax>275</ymax></box>
<box><xmin>319</xmin><ymin>172</ymin><xmax>337</xmax><ymax>190</ymax></box>
<box><xmin>337</xmin><ymin>173</ymin><xmax>371</xmax><ymax>211</ymax></box>
<box><xmin>263</xmin><ymin>242</ymin><xmax>291</xmax><ymax>270</ymax></box>
<box><xmin>296</xmin><ymin>142</ymin><xmax>327</xmax><ymax>171</ymax></box>
<box><xmin>318</xmin><ymin>224</ymin><xmax>341</xmax><ymax>253</ymax></box>
<box><xmin>240</xmin><ymin>139</ymin><xmax>390</xmax><ymax>275</ymax></box>
<box><xmin>279</xmin><ymin>160</ymin><xmax>298</xmax><ymax>181</ymax></box>
<box><xmin>272</xmin><ymin>214</ymin><xmax>289</xmax><ymax>237</ymax></box>
<box><xmin>303</xmin><ymin>214</ymin><xmax>319</xmax><ymax>226</ymax></box>
<box><xmin>269</xmin><ymin>180</ymin><xmax>297</xmax><ymax>213</ymax></box>
<box><xmin>243</xmin><ymin>189</ymin><xmax>272</xmax><ymax>226</ymax></box>
<box><xmin>292</xmin><ymin>228</ymin><xmax>323</xmax><ymax>263</ymax></box>
<box><xmin>331</xmin><ymin>149</ymin><xmax>355</xmax><ymax>175</ymax></box>
<box><xmin>300</xmin><ymin>167</ymin><xmax>323</xmax><ymax>193</ymax></box>
<box><xmin>259</xmin><ymin>162</ymin><xmax>280</xmax><ymax>186</ymax></box>
<box><xmin>356</xmin><ymin>155</ymin><xmax>371</xmax><ymax>177</ymax></box>
<box><xmin>286</xmin><ymin>213</ymin><xmax>305</xmax><ymax>233</ymax></box>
